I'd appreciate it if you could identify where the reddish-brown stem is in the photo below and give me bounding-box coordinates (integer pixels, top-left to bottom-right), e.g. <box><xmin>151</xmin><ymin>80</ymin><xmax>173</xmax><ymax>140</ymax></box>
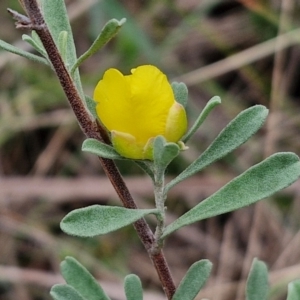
<box><xmin>11</xmin><ymin>1</ymin><xmax>176</xmax><ymax>298</ymax></box>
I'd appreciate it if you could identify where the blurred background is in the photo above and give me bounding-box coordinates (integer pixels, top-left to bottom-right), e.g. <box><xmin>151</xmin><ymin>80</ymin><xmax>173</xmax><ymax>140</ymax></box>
<box><xmin>1</xmin><ymin>0</ymin><xmax>300</xmax><ymax>299</ymax></box>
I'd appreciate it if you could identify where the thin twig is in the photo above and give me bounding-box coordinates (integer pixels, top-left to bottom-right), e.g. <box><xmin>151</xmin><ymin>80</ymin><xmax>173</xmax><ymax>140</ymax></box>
<box><xmin>8</xmin><ymin>1</ymin><xmax>176</xmax><ymax>298</ymax></box>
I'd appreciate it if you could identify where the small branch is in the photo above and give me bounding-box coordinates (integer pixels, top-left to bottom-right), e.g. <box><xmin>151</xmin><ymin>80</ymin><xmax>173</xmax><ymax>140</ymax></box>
<box><xmin>11</xmin><ymin>0</ymin><xmax>175</xmax><ymax>298</ymax></box>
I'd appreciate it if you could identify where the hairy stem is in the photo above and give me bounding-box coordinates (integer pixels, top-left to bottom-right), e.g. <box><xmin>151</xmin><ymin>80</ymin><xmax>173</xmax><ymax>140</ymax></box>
<box><xmin>154</xmin><ymin>171</ymin><xmax>166</xmax><ymax>246</ymax></box>
<box><xmin>12</xmin><ymin>0</ymin><xmax>175</xmax><ymax>298</ymax></box>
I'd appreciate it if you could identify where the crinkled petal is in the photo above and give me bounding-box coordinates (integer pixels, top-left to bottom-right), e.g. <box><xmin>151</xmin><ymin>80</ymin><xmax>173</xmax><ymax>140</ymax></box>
<box><xmin>123</xmin><ymin>65</ymin><xmax>175</xmax><ymax>143</ymax></box>
<box><xmin>94</xmin><ymin>68</ymin><xmax>132</xmax><ymax>133</ymax></box>
<box><xmin>164</xmin><ymin>102</ymin><xmax>188</xmax><ymax>142</ymax></box>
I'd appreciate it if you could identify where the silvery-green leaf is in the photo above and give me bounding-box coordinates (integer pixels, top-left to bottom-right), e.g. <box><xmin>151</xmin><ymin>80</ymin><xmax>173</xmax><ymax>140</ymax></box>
<box><xmin>82</xmin><ymin>138</ymin><xmax>124</xmax><ymax>160</ymax></box>
<box><xmin>61</xmin><ymin>257</ymin><xmax>110</xmax><ymax>300</ymax></box>
<box><xmin>246</xmin><ymin>258</ymin><xmax>269</xmax><ymax>300</ymax></box>
<box><xmin>61</xmin><ymin>205</ymin><xmax>158</xmax><ymax>237</ymax></box>
<box><xmin>171</xmin><ymin>82</ymin><xmax>188</xmax><ymax>107</ymax></box>
<box><xmin>166</xmin><ymin>105</ymin><xmax>268</xmax><ymax>192</ymax></box>
<box><xmin>153</xmin><ymin>136</ymin><xmax>180</xmax><ymax>177</ymax></box>
<box><xmin>163</xmin><ymin>153</ymin><xmax>300</xmax><ymax>238</ymax></box>
<box><xmin>172</xmin><ymin>260</ymin><xmax>212</xmax><ymax>300</ymax></box>
<box><xmin>183</xmin><ymin>96</ymin><xmax>221</xmax><ymax>143</ymax></box>
<box><xmin>124</xmin><ymin>274</ymin><xmax>143</xmax><ymax>300</ymax></box>
<box><xmin>50</xmin><ymin>284</ymin><xmax>85</xmax><ymax>300</ymax></box>
<box><xmin>71</xmin><ymin>18</ymin><xmax>126</xmax><ymax>75</ymax></box>
<box><xmin>22</xmin><ymin>34</ymin><xmax>47</xmax><ymax>57</ymax></box>
<box><xmin>0</xmin><ymin>39</ymin><xmax>48</xmax><ymax>65</ymax></box>
<box><xmin>85</xmin><ymin>95</ymin><xmax>97</xmax><ymax>120</ymax></box>
<box><xmin>40</xmin><ymin>0</ymin><xmax>84</xmax><ymax>98</ymax></box>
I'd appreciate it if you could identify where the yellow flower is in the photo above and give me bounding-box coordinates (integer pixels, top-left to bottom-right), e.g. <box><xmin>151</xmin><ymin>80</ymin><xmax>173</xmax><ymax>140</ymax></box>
<box><xmin>93</xmin><ymin>65</ymin><xmax>187</xmax><ymax>160</ymax></box>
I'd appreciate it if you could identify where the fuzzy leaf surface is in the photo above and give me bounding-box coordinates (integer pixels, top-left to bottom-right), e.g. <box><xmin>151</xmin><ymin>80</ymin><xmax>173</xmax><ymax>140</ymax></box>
<box><xmin>163</xmin><ymin>153</ymin><xmax>300</xmax><ymax>238</ymax></box>
<box><xmin>61</xmin><ymin>205</ymin><xmax>158</xmax><ymax>237</ymax></box>
<box><xmin>124</xmin><ymin>274</ymin><xmax>143</xmax><ymax>300</ymax></box>
<box><xmin>153</xmin><ymin>136</ymin><xmax>180</xmax><ymax>174</ymax></box>
<box><xmin>82</xmin><ymin>138</ymin><xmax>124</xmax><ymax>160</ymax></box>
<box><xmin>183</xmin><ymin>96</ymin><xmax>221</xmax><ymax>143</ymax></box>
<box><xmin>0</xmin><ymin>40</ymin><xmax>48</xmax><ymax>65</ymax></box>
<box><xmin>172</xmin><ymin>260</ymin><xmax>212</xmax><ymax>300</ymax></box>
<box><xmin>85</xmin><ymin>95</ymin><xmax>98</xmax><ymax>120</ymax></box>
<box><xmin>171</xmin><ymin>82</ymin><xmax>188</xmax><ymax>107</ymax></box>
<box><xmin>50</xmin><ymin>284</ymin><xmax>85</xmax><ymax>300</ymax></box>
<box><xmin>61</xmin><ymin>257</ymin><xmax>110</xmax><ymax>300</ymax></box>
<box><xmin>22</xmin><ymin>34</ymin><xmax>47</xmax><ymax>57</ymax></box>
<box><xmin>246</xmin><ymin>258</ymin><xmax>268</xmax><ymax>300</ymax></box>
<box><xmin>166</xmin><ymin>105</ymin><xmax>268</xmax><ymax>192</ymax></box>
<box><xmin>40</xmin><ymin>0</ymin><xmax>84</xmax><ymax>98</ymax></box>
<box><xmin>71</xmin><ymin>18</ymin><xmax>126</xmax><ymax>74</ymax></box>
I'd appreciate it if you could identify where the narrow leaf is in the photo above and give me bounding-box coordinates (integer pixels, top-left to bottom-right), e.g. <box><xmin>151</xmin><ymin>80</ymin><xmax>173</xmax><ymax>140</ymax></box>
<box><xmin>124</xmin><ymin>274</ymin><xmax>143</xmax><ymax>300</ymax></box>
<box><xmin>22</xmin><ymin>34</ymin><xmax>47</xmax><ymax>57</ymax></box>
<box><xmin>246</xmin><ymin>258</ymin><xmax>269</xmax><ymax>300</ymax></box>
<box><xmin>61</xmin><ymin>205</ymin><xmax>158</xmax><ymax>237</ymax></box>
<box><xmin>0</xmin><ymin>39</ymin><xmax>48</xmax><ymax>65</ymax></box>
<box><xmin>153</xmin><ymin>136</ymin><xmax>180</xmax><ymax>173</ymax></box>
<box><xmin>71</xmin><ymin>18</ymin><xmax>126</xmax><ymax>75</ymax></box>
<box><xmin>40</xmin><ymin>0</ymin><xmax>84</xmax><ymax>98</ymax></box>
<box><xmin>287</xmin><ymin>280</ymin><xmax>300</xmax><ymax>300</ymax></box>
<box><xmin>182</xmin><ymin>96</ymin><xmax>221</xmax><ymax>143</ymax></box>
<box><xmin>172</xmin><ymin>260</ymin><xmax>212</xmax><ymax>300</ymax></box>
<box><xmin>166</xmin><ymin>105</ymin><xmax>268</xmax><ymax>192</ymax></box>
<box><xmin>31</xmin><ymin>31</ymin><xmax>44</xmax><ymax>50</ymax></box>
<box><xmin>162</xmin><ymin>153</ymin><xmax>300</xmax><ymax>238</ymax></box>
<box><xmin>50</xmin><ymin>284</ymin><xmax>85</xmax><ymax>300</ymax></box>
<box><xmin>85</xmin><ymin>95</ymin><xmax>97</xmax><ymax>120</ymax></box>
<box><xmin>61</xmin><ymin>257</ymin><xmax>110</xmax><ymax>300</ymax></box>
<box><xmin>57</xmin><ymin>31</ymin><xmax>68</xmax><ymax>64</ymax></box>
<box><xmin>82</xmin><ymin>138</ymin><xmax>124</xmax><ymax>160</ymax></box>
<box><xmin>171</xmin><ymin>82</ymin><xmax>188</xmax><ymax>107</ymax></box>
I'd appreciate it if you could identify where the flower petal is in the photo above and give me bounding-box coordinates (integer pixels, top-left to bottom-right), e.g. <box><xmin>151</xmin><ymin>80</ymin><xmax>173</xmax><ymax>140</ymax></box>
<box><xmin>164</xmin><ymin>102</ymin><xmax>188</xmax><ymax>142</ymax></box>
<box><xmin>94</xmin><ymin>68</ymin><xmax>132</xmax><ymax>133</ymax></box>
<box><xmin>111</xmin><ymin>131</ymin><xmax>145</xmax><ymax>159</ymax></box>
<box><xmin>123</xmin><ymin>65</ymin><xmax>176</xmax><ymax>143</ymax></box>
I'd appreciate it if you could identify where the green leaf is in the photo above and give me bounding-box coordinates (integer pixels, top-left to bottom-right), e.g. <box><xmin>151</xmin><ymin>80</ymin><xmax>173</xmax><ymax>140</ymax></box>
<box><xmin>85</xmin><ymin>95</ymin><xmax>97</xmax><ymax>120</ymax></box>
<box><xmin>61</xmin><ymin>205</ymin><xmax>158</xmax><ymax>237</ymax></box>
<box><xmin>50</xmin><ymin>284</ymin><xmax>85</xmax><ymax>300</ymax></box>
<box><xmin>246</xmin><ymin>258</ymin><xmax>269</xmax><ymax>300</ymax></box>
<box><xmin>172</xmin><ymin>260</ymin><xmax>212</xmax><ymax>300</ymax></box>
<box><xmin>82</xmin><ymin>138</ymin><xmax>124</xmax><ymax>160</ymax></box>
<box><xmin>124</xmin><ymin>274</ymin><xmax>143</xmax><ymax>300</ymax></box>
<box><xmin>40</xmin><ymin>0</ymin><xmax>84</xmax><ymax>99</ymax></box>
<box><xmin>61</xmin><ymin>257</ymin><xmax>110</xmax><ymax>300</ymax></box>
<box><xmin>57</xmin><ymin>31</ymin><xmax>68</xmax><ymax>65</ymax></box>
<box><xmin>31</xmin><ymin>31</ymin><xmax>44</xmax><ymax>50</ymax></box>
<box><xmin>71</xmin><ymin>18</ymin><xmax>126</xmax><ymax>75</ymax></box>
<box><xmin>171</xmin><ymin>82</ymin><xmax>188</xmax><ymax>107</ymax></box>
<box><xmin>162</xmin><ymin>152</ymin><xmax>300</xmax><ymax>238</ymax></box>
<box><xmin>166</xmin><ymin>105</ymin><xmax>268</xmax><ymax>192</ymax></box>
<box><xmin>153</xmin><ymin>136</ymin><xmax>180</xmax><ymax>175</ymax></box>
<box><xmin>22</xmin><ymin>34</ymin><xmax>47</xmax><ymax>57</ymax></box>
<box><xmin>0</xmin><ymin>39</ymin><xmax>49</xmax><ymax>65</ymax></box>
<box><xmin>287</xmin><ymin>280</ymin><xmax>300</xmax><ymax>300</ymax></box>
<box><xmin>183</xmin><ymin>96</ymin><xmax>221</xmax><ymax>143</ymax></box>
